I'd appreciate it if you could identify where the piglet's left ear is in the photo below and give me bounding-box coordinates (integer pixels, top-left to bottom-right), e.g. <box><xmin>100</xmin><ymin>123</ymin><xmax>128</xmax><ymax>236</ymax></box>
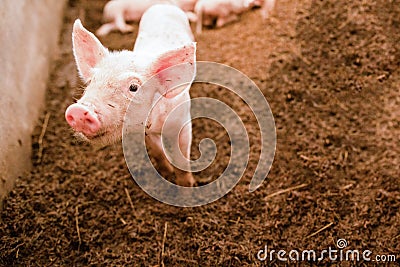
<box><xmin>148</xmin><ymin>42</ymin><xmax>196</xmax><ymax>98</ymax></box>
<box><xmin>72</xmin><ymin>19</ymin><xmax>109</xmax><ymax>82</ymax></box>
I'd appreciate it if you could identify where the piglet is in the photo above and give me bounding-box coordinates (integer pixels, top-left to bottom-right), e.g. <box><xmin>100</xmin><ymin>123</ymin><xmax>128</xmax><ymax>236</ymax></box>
<box><xmin>194</xmin><ymin>0</ymin><xmax>259</xmax><ymax>34</ymax></box>
<box><xmin>65</xmin><ymin>4</ymin><xmax>197</xmax><ymax>187</ymax></box>
<box><xmin>96</xmin><ymin>0</ymin><xmax>197</xmax><ymax>36</ymax></box>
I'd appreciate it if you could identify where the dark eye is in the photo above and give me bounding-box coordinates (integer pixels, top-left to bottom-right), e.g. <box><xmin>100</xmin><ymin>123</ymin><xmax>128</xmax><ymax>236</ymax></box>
<box><xmin>129</xmin><ymin>84</ymin><xmax>139</xmax><ymax>92</ymax></box>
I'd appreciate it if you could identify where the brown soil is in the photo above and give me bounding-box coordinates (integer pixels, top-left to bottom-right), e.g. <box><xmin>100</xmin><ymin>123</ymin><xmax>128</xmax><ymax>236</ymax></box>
<box><xmin>1</xmin><ymin>0</ymin><xmax>399</xmax><ymax>266</ymax></box>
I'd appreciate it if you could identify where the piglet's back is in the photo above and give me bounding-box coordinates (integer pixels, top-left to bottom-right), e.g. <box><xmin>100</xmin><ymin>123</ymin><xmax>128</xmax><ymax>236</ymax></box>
<box><xmin>133</xmin><ymin>4</ymin><xmax>194</xmax><ymax>56</ymax></box>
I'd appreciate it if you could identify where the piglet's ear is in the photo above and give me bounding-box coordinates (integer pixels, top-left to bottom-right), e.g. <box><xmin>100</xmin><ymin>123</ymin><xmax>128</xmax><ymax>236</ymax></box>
<box><xmin>148</xmin><ymin>43</ymin><xmax>196</xmax><ymax>98</ymax></box>
<box><xmin>72</xmin><ymin>19</ymin><xmax>108</xmax><ymax>82</ymax></box>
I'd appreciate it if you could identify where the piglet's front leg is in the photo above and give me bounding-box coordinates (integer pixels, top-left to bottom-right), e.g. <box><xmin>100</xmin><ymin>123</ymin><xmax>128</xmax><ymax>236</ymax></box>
<box><xmin>114</xmin><ymin>15</ymin><xmax>134</xmax><ymax>33</ymax></box>
<box><xmin>261</xmin><ymin>0</ymin><xmax>275</xmax><ymax>19</ymax></box>
<box><xmin>147</xmin><ymin>123</ymin><xmax>195</xmax><ymax>187</ymax></box>
<box><xmin>161</xmin><ymin>121</ymin><xmax>195</xmax><ymax>187</ymax></box>
<box><xmin>146</xmin><ymin>135</ymin><xmax>175</xmax><ymax>178</ymax></box>
<box><xmin>174</xmin><ymin>122</ymin><xmax>195</xmax><ymax>187</ymax></box>
<box><xmin>216</xmin><ymin>14</ymin><xmax>239</xmax><ymax>28</ymax></box>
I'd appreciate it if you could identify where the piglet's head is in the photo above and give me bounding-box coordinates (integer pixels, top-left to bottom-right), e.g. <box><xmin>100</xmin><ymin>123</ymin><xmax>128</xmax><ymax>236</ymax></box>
<box><xmin>65</xmin><ymin>19</ymin><xmax>196</xmax><ymax>146</ymax></box>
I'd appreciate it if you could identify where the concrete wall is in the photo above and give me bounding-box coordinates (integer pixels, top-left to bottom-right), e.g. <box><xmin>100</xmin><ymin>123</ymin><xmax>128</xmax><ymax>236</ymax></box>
<box><xmin>0</xmin><ymin>0</ymin><xmax>65</xmax><ymax>206</ymax></box>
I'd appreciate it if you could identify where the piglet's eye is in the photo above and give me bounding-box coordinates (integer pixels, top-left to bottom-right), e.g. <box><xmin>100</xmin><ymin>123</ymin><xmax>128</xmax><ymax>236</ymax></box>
<box><xmin>129</xmin><ymin>84</ymin><xmax>139</xmax><ymax>92</ymax></box>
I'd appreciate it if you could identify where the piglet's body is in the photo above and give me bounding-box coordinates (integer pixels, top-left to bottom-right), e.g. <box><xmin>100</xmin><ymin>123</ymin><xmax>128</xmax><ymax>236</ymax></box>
<box><xmin>66</xmin><ymin>5</ymin><xmax>196</xmax><ymax>186</ymax></box>
<box><xmin>96</xmin><ymin>0</ymin><xmax>197</xmax><ymax>36</ymax></box>
<box><xmin>194</xmin><ymin>0</ymin><xmax>259</xmax><ymax>34</ymax></box>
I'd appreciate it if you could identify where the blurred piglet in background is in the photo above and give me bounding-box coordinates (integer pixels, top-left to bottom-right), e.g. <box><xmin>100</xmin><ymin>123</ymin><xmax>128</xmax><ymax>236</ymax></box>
<box><xmin>194</xmin><ymin>0</ymin><xmax>275</xmax><ymax>34</ymax></box>
<box><xmin>65</xmin><ymin>5</ymin><xmax>197</xmax><ymax>186</ymax></box>
<box><xmin>96</xmin><ymin>0</ymin><xmax>197</xmax><ymax>36</ymax></box>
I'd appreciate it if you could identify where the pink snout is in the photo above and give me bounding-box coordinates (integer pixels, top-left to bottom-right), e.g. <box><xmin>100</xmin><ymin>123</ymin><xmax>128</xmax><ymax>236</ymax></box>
<box><xmin>65</xmin><ymin>103</ymin><xmax>101</xmax><ymax>136</ymax></box>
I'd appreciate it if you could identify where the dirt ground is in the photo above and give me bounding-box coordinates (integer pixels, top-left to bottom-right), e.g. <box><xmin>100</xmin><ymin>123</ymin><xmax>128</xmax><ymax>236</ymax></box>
<box><xmin>1</xmin><ymin>0</ymin><xmax>399</xmax><ymax>266</ymax></box>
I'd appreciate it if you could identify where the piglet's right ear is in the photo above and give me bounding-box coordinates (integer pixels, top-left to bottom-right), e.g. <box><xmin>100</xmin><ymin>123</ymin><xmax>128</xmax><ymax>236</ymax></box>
<box><xmin>72</xmin><ymin>19</ymin><xmax>108</xmax><ymax>82</ymax></box>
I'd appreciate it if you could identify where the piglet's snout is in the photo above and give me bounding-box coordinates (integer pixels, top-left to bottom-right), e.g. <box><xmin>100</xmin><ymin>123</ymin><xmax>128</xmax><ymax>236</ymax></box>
<box><xmin>65</xmin><ymin>103</ymin><xmax>101</xmax><ymax>136</ymax></box>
